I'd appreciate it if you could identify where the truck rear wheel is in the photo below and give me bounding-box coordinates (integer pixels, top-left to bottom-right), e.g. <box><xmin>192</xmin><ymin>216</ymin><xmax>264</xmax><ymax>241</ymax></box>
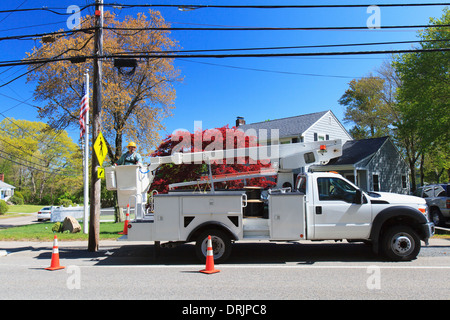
<box><xmin>380</xmin><ymin>226</ymin><xmax>421</xmax><ymax>261</ymax></box>
<box><xmin>195</xmin><ymin>230</ymin><xmax>232</xmax><ymax>264</ymax></box>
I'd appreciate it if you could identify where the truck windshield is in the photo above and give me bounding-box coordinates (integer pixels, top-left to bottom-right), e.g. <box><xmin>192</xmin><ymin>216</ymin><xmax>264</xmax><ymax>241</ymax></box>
<box><xmin>317</xmin><ymin>177</ymin><xmax>357</xmax><ymax>203</ymax></box>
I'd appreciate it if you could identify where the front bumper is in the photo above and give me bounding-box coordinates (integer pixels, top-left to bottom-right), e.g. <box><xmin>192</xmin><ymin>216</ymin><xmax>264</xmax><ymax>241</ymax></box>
<box><xmin>422</xmin><ymin>222</ymin><xmax>435</xmax><ymax>245</ymax></box>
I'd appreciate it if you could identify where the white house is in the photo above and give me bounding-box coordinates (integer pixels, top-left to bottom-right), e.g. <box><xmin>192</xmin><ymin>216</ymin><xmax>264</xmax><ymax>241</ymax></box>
<box><xmin>234</xmin><ymin>110</ymin><xmax>353</xmax><ymax>184</ymax></box>
<box><xmin>0</xmin><ymin>173</ymin><xmax>15</xmax><ymax>202</ymax></box>
<box><xmin>234</xmin><ymin>110</ymin><xmax>410</xmax><ymax>193</ymax></box>
<box><xmin>235</xmin><ymin>110</ymin><xmax>352</xmax><ymax>145</ymax></box>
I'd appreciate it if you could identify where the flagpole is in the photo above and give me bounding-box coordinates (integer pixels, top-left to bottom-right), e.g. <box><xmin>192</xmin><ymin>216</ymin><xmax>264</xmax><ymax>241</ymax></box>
<box><xmin>83</xmin><ymin>71</ymin><xmax>90</xmax><ymax>234</ymax></box>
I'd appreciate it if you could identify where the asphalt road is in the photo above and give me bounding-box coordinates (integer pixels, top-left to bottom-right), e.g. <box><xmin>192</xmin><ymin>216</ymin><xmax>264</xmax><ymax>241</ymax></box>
<box><xmin>0</xmin><ymin>237</ymin><xmax>449</xmax><ymax>301</ymax></box>
<box><xmin>1</xmin><ymin>212</ymin><xmax>449</xmax><ymax>302</ymax></box>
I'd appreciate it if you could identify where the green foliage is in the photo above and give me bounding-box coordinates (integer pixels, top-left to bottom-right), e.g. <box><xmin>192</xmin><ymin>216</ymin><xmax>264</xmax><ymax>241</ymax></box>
<box><xmin>0</xmin><ymin>118</ymin><xmax>83</xmax><ymax>205</ymax></box>
<box><xmin>0</xmin><ymin>200</ymin><xmax>9</xmax><ymax>215</ymax></box>
<box><xmin>52</xmin><ymin>222</ymin><xmax>62</xmax><ymax>233</ymax></box>
<box><xmin>339</xmin><ymin>75</ymin><xmax>393</xmax><ymax>138</ymax></box>
<box><xmin>0</xmin><ymin>221</ymin><xmax>123</xmax><ymax>241</ymax></box>
<box><xmin>14</xmin><ymin>191</ymin><xmax>24</xmax><ymax>200</ymax></box>
<box><xmin>10</xmin><ymin>195</ymin><xmax>24</xmax><ymax>205</ymax></box>
<box><xmin>393</xmin><ymin>8</ymin><xmax>450</xmax><ymax>185</ymax></box>
<box><xmin>57</xmin><ymin>198</ymin><xmax>73</xmax><ymax>207</ymax></box>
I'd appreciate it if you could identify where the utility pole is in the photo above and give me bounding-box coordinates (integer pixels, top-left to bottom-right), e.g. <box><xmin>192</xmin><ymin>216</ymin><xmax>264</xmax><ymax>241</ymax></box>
<box><xmin>88</xmin><ymin>0</ymin><xmax>103</xmax><ymax>252</ymax></box>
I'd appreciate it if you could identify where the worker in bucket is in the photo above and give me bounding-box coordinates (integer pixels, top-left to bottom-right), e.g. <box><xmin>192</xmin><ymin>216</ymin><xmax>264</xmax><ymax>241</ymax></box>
<box><xmin>116</xmin><ymin>141</ymin><xmax>143</xmax><ymax>166</ymax></box>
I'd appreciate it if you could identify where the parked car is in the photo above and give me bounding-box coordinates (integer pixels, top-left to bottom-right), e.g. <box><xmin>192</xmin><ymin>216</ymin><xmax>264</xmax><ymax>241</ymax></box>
<box><xmin>37</xmin><ymin>206</ymin><xmax>52</xmax><ymax>221</ymax></box>
<box><xmin>415</xmin><ymin>184</ymin><xmax>450</xmax><ymax>227</ymax></box>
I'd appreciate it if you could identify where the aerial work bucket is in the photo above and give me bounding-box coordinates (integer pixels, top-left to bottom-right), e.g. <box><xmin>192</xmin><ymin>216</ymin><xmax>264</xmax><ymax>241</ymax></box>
<box><xmin>105</xmin><ymin>165</ymin><xmax>153</xmax><ymax>208</ymax></box>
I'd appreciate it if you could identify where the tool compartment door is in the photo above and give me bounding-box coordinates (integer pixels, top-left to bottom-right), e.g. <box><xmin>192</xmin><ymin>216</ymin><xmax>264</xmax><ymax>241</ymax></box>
<box><xmin>153</xmin><ymin>195</ymin><xmax>181</xmax><ymax>241</ymax></box>
<box><xmin>270</xmin><ymin>193</ymin><xmax>305</xmax><ymax>240</ymax></box>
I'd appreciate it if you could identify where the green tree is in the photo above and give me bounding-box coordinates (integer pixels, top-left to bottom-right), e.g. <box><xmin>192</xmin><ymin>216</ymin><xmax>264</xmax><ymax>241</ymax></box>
<box><xmin>0</xmin><ymin>118</ymin><xmax>82</xmax><ymax>202</ymax></box>
<box><xmin>26</xmin><ymin>10</ymin><xmax>181</xmax><ymax>161</ymax></box>
<box><xmin>338</xmin><ymin>75</ymin><xmax>393</xmax><ymax>138</ymax></box>
<box><xmin>394</xmin><ymin>8</ymin><xmax>450</xmax><ymax>185</ymax></box>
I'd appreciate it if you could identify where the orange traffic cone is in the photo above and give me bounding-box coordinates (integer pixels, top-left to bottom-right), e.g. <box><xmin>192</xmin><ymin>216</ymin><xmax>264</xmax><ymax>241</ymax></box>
<box><xmin>119</xmin><ymin>204</ymin><xmax>130</xmax><ymax>235</ymax></box>
<box><xmin>45</xmin><ymin>234</ymin><xmax>65</xmax><ymax>271</ymax></box>
<box><xmin>200</xmin><ymin>235</ymin><xmax>220</xmax><ymax>274</ymax></box>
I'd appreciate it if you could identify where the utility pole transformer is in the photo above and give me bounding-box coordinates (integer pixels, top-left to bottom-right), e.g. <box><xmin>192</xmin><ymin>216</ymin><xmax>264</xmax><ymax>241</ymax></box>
<box><xmin>88</xmin><ymin>0</ymin><xmax>103</xmax><ymax>252</ymax></box>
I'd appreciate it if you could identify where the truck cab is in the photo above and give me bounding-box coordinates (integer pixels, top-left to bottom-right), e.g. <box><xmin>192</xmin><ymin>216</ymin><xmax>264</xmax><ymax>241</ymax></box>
<box><xmin>297</xmin><ymin>172</ymin><xmax>433</xmax><ymax>260</ymax></box>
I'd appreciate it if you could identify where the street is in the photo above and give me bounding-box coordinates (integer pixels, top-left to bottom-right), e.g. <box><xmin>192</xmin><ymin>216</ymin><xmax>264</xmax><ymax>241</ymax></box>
<box><xmin>0</xmin><ymin>237</ymin><xmax>449</xmax><ymax>301</ymax></box>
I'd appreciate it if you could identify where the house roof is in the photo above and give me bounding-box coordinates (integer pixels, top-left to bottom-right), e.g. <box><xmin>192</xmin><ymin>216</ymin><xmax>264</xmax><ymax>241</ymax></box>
<box><xmin>0</xmin><ymin>181</ymin><xmax>15</xmax><ymax>189</ymax></box>
<box><xmin>323</xmin><ymin>136</ymin><xmax>389</xmax><ymax>167</ymax></box>
<box><xmin>237</xmin><ymin>110</ymin><xmax>329</xmax><ymax>140</ymax></box>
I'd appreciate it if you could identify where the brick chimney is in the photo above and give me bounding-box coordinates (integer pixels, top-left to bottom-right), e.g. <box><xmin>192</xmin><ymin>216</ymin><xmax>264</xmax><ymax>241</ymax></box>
<box><xmin>0</xmin><ymin>173</ymin><xmax>4</xmax><ymax>182</ymax></box>
<box><xmin>236</xmin><ymin>116</ymin><xmax>245</xmax><ymax>127</ymax></box>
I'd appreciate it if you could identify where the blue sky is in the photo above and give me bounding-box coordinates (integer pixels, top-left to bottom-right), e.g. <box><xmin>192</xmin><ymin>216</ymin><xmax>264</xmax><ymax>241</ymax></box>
<box><xmin>0</xmin><ymin>1</ymin><xmax>447</xmax><ymax>149</ymax></box>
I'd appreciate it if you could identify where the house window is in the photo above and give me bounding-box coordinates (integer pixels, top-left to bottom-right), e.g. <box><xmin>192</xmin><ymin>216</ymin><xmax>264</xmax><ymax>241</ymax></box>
<box><xmin>401</xmin><ymin>175</ymin><xmax>407</xmax><ymax>189</ymax></box>
<box><xmin>372</xmin><ymin>174</ymin><xmax>380</xmax><ymax>192</ymax></box>
<box><xmin>314</xmin><ymin>133</ymin><xmax>328</xmax><ymax>141</ymax></box>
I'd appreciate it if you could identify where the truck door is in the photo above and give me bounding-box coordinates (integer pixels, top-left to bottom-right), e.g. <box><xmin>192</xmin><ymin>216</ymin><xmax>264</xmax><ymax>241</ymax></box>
<box><xmin>313</xmin><ymin>176</ymin><xmax>371</xmax><ymax>239</ymax></box>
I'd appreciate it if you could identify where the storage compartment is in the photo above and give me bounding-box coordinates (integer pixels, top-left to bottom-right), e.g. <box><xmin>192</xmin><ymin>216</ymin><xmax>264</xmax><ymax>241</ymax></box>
<box><xmin>269</xmin><ymin>193</ymin><xmax>305</xmax><ymax>240</ymax></box>
<box><xmin>243</xmin><ymin>186</ymin><xmax>265</xmax><ymax>218</ymax></box>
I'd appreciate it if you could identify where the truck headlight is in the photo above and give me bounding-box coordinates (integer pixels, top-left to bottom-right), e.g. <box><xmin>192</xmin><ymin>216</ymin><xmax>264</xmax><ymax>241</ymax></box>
<box><xmin>418</xmin><ymin>205</ymin><xmax>429</xmax><ymax>221</ymax></box>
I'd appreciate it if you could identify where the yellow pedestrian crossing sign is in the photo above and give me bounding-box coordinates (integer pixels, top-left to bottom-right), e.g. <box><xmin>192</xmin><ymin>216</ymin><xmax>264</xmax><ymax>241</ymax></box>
<box><xmin>93</xmin><ymin>131</ymin><xmax>107</xmax><ymax>166</ymax></box>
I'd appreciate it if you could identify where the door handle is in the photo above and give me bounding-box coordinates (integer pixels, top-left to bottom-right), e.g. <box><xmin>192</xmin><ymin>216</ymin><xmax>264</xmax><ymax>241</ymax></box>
<box><xmin>316</xmin><ymin>206</ymin><xmax>322</xmax><ymax>215</ymax></box>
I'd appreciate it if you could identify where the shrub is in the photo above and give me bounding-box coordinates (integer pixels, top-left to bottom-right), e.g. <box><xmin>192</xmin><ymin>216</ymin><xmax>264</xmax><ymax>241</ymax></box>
<box><xmin>58</xmin><ymin>198</ymin><xmax>73</xmax><ymax>207</ymax></box>
<box><xmin>0</xmin><ymin>200</ymin><xmax>8</xmax><ymax>215</ymax></box>
<box><xmin>52</xmin><ymin>222</ymin><xmax>62</xmax><ymax>233</ymax></box>
<box><xmin>10</xmin><ymin>195</ymin><xmax>24</xmax><ymax>205</ymax></box>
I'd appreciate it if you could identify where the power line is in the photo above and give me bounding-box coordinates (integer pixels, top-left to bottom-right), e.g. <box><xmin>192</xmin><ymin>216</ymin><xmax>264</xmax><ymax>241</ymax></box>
<box><xmin>0</xmin><ymin>47</ymin><xmax>448</xmax><ymax>68</ymax></box>
<box><xmin>178</xmin><ymin>59</ymin><xmax>359</xmax><ymax>79</ymax></box>
<box><xmin>0</xmin><ymin>3</ymin><xmax>447</xmax><ymax>15</ymax></box>
<box><xmin>0</xmin><ymin>138</ymin><xmax>56</xmax><ymax>169</ymax></box>
<box><xmin>0</xmin><ymin>151</ymin><xmax>78</xmax><ymax>177</ymax></box>
<box><xmin>103</xmin><ymin>24</ymin><xmax>450</xmax><ymax>32</ymax></box>
<box><xmin>1</xmin><ymin>23</ymin><xmax>447</xmax><ymax>43</ymax></box>
<box><xmin>108</xmin><ymin>39</ymin><xmax>450</xmax><ymax>55</ymax></box>
<box><xmin>0</xmin><ymin>27</ymin><xmax>95</xmax><ymax>42</ymax></box>
<box><xmin>103</xmin><ymin>3</ymin><xmax>450</xmax><ymax>9</ymax></box>
<box><xmin>108</xmin><ymin>47</ymin><xmax>450</xmax><ymax>60</ymax></box>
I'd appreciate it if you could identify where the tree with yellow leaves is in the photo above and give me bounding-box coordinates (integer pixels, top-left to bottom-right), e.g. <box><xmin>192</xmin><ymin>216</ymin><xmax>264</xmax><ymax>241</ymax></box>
<box><xmin>26</xmin><ymin>10</ymin><xmax>182</xmax><ymax>162</ymax></box>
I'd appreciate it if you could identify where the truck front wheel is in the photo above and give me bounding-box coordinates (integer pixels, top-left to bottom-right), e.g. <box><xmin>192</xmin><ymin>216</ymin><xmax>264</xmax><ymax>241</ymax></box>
<box><xmin>380</xmin><ymin>226</ymin><xmax>421</xmax><ymax>261</ymax></box>
<box><xmin>195</xmin><ymin>230</ymin><xmax>232</xmax><ymax>264</ymax></box>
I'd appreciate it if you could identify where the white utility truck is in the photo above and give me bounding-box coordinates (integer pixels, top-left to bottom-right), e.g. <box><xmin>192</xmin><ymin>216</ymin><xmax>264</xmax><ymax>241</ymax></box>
<box><xmin>105</xmin><ymin>140</ymin><xmax>434</xmax><ymax>262</ymax></box>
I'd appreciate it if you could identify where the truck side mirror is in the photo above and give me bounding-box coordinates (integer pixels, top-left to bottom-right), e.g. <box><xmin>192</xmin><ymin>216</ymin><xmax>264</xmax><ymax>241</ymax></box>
<box><xmin>354</xmin><ymin>189</ymin><xmax>363</xmax><ymax>204</ymax></box>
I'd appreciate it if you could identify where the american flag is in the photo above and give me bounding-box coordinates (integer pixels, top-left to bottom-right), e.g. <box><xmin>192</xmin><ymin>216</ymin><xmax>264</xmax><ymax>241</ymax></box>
<box><xmin>79</xmin><ymin>84</ymin><xmax>89</xmax><ymax>139</ymax></box>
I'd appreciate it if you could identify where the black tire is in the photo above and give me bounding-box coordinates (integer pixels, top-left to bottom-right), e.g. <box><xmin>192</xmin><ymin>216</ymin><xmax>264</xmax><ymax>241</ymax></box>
<box><xmin>380</xmin><ymin>225</ymin><xmax>421</xmax><ymax>261</ymax></box>
<box><xmin>430</xmin><ymin>207</ymin><xmax>445</xmax><ymax>227</ymax></box>
<box><xmin>195</xmin><ymin>229</ymin><xmax>232</xmax><ymax>264</ymax></box>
